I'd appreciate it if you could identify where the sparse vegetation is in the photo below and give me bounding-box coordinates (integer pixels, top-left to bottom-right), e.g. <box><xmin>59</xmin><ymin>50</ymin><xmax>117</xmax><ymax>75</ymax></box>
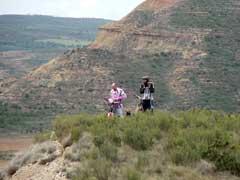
<box><xmin>34</xmin><ymin>131</ymin><xmax>53</xmax><ymax>143</ymax></box>
<box><xmin>36</xmin><ymin>39</ymin><xmax>92</xmax><ymax>48</ymax></box>
<box><xmin>171</xmin><ymin>0</ymin><xmax>240</xmax><ymax>111</ymax></box>
<box><xmin>0</xmin><ymin>151</ymin><xmax>15</xmax><ymax>161</ymax></box>
<box><xmin>4</xmin><ymin>141</ymin><xmax>60</xmax><ymax>176</ymax></box>
<box><xmin>0</xmin><ymin>101</ymin><xmax>52</xmax><ymax>133</ymax></box>
<box><xmin>0</xmin><ymin>15</ymin><xmax>111</xmax><ymax>51</ymax></box>
<box><xmin>49</xmin><ymin>109</ymin><xmax>240</xmax><ymax>179</ymax></box>
<box><xmin>2</xmin><ymin>109</ymin><xmax>240</xmax><ymax>180</ymax></box>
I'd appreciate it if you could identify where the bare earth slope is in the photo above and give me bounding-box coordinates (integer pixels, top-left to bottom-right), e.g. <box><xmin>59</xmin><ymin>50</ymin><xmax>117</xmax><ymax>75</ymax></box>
<box><xmin>10</xmin><ymin>157</ymin><xmax>66</xmax><ymax>180</ymax></box>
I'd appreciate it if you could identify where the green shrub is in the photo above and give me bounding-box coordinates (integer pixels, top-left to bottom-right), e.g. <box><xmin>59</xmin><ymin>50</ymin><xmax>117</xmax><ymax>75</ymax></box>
<box><xmin>126</xmin><ymin>169</ymin><xmax>142</xmax><ymax>180</ymax></box>
<box><xmin>90</xmin><ymin>159</ymin><xmax>112</xmax><ymax>180</ymax></box>
<box><xmin>124</xmin><ymin>126</ymin><xmax>154</xmax><ymax>150</ymax></box>
<box><xmin>93</xmin><ymin>134</ymin><xmax>105</xmax><ymax>148</ymax></box>
<box><xmin>167</xmin><ymin>128</ymin><xmax>211</xmax><ymax>164</ymax></box>
<box><xmin>166</xmin><ymin>109</ymin><xmax>240</xmax><ymax>174</ymax></box>
<box><xmin>71</xmin><ymin>166</ymin><xmax>94</xmax><ymax>180</ymax></box>
<box><xmin>71</xmin><ymin>127</ymin><xmax>82</xmax><ymax>142</ymax></box>
<box><xmin>53</xmin><ymin>114</ymin><xmax>94</xmax><ymax>141</ymax></box>
<box><xmin>34</xmin><ymin>131</ymin><xmax>52</xmax><ymax>143</ymax></box>
<box><xmin>52</xmin><ymin>109</ymin><xmax>240</xmax><ymax>176</ymax></box>
<box><xmin>71</xmin><ymin>159</ymin><xmax>111</xmax><ymax>180</ymax></box>
<box><xmin>99</xmin><ymin>141</ymin><xmax>118</xmax><ymax>162</ymax></box>
<box><xmin>64</xmin><ymin>133</ymin><xmax>95</xmax><ymax>162</ymax></box>
<box><xmin>203</xmin><ymin>131</ymin><xmax>240</xmax><ymax>175</ymax></box>
<box><xmin>136</xmin><ymin>153</ymin><xmax>149</xmax><ymax>170</ymax></box>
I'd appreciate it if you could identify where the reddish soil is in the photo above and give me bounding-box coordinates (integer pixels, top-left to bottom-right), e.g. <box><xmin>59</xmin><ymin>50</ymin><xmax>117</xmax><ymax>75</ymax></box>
<box><xmin>0</xmin><ymin>136</ymin><xmax>33</xmax><ymax>169</ymax></box>
<box><xmin>0</xmin><ymin>136</ymin><xmax>33</xmax><ymax>151</ymax></box>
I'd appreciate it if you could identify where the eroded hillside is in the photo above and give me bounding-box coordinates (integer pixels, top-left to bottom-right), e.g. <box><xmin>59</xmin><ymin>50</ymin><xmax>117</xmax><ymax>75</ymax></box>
<box><xmin>0</xmin><ymin>0</ymin><xmax>239</xmax><ymax>119</ymax></box>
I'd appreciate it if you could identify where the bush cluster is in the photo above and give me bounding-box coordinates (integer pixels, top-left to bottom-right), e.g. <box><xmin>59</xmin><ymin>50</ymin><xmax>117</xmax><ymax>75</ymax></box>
<box><xmin>51</xmin><ymin>109</ymin><xmax>240</xmax><ymax>177</ymax></box>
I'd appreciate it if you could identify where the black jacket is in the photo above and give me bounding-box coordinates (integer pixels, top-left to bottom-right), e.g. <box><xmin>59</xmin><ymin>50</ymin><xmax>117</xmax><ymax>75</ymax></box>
<box><xmin>140</xmin><ymin>82</ymin><xmax>154</xmax><ymax>94</ymax></box>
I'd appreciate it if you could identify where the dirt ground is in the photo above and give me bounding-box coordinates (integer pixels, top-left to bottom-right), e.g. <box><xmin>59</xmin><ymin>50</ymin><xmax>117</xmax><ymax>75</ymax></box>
<box><xmin>0</xmin><ymin>136</ymin><xmax>33</xmax><ymax>151</ymax></box>
<box><xmin>0</xmin><ymin>136</ymin><xmax>33</xmax><ymax>169</ymax></box>
<box><xmin>0</xmin><ymin>160</ymin><xmax>9</xmax><ymax>169</ymax></box>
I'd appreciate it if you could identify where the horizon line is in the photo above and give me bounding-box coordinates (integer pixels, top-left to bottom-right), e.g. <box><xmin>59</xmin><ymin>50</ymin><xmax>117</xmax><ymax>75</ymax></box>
<box><xmin>0</xmin><ymin>13</ymin><xmax>117</xmax><ymax>21</ymax></box>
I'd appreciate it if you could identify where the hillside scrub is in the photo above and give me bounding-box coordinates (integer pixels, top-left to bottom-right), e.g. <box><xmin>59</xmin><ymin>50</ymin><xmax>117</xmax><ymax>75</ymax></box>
<box><xmin>47</xmin><ymin>109</ymin><xmax>240</xmax><ymax>178</ymax></box>
<box><xmin>170</xmin><ymin>0</ymin><xmax>240</xmax><ymax>111</ymax></box>
<box><xmin>4</xmin><ymin>141</ymin><xmax>62</xmax><ymax>177</ymax></box>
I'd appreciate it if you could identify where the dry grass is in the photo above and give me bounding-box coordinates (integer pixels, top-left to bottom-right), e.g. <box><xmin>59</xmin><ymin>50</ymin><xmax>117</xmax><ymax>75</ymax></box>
<box><xmin>0</xmin><ymin>160</ymin><xmax>8</xmax><ymax>169</ymax></box>
<box><xmin>64</xmin><ymin>133</ymin><xmax>95</xmax><ymax>162</ymax></box>
<box><xmin>0</xmin><ymin>170</ymin><xmax>6</xmax><ymax>180</ymax></box>
<box><xmin>4</xmin><ymin>141</ymin><xmax>61</xmax><ymax>177</ymax></box>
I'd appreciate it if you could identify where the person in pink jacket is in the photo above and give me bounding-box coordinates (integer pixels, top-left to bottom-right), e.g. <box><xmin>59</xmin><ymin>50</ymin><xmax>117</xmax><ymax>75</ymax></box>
<box><xmin>108</xmin><ymin>83</ymin><xmax>127</xmax><ymax>118</ymax></box>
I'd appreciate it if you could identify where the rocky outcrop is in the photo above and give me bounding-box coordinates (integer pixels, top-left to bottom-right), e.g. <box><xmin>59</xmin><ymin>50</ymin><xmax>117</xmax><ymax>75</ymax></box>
<box><xmin>10</xmin><ymin>157</ymin><xmax>66</xmax><ymax>180</ymax></box>
<box><xmin>90</xmin><ymin>0</ymin><xmax>183</xmax><ymax>53</ymax></box>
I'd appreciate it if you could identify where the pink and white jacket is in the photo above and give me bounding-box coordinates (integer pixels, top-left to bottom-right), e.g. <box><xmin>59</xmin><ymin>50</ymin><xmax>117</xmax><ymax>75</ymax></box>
<box><xmin>110</xmin><ymin>87</ymin><xmax>127</xmax><ymax>104</ymax></box>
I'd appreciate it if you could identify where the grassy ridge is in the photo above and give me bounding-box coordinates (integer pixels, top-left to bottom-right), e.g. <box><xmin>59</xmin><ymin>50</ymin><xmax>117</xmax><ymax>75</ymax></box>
<box><xmin>37</xmin><ymin>109</ymin><xmax>240</xmax><ymax>179</ymax></box>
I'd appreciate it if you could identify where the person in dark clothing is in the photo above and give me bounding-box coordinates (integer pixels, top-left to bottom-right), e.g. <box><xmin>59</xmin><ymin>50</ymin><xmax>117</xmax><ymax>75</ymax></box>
<box><xmin>140</xmin><ymin>76</ymin><xmax>155</xmax><ymax>112</ymax></box>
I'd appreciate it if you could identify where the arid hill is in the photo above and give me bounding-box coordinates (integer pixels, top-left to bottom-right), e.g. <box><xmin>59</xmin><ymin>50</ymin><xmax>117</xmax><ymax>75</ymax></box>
<box><xmin>0</xmin><ymin>0</ymin><xmax>239</xmax><ymax>116</ymax></box>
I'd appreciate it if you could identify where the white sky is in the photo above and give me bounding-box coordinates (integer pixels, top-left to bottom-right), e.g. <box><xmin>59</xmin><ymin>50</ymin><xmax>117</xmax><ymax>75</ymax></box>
<box><xmin>0</xmin><ymin>0</ymin><xmax>145</xmax><ymax>20</ymax></box>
